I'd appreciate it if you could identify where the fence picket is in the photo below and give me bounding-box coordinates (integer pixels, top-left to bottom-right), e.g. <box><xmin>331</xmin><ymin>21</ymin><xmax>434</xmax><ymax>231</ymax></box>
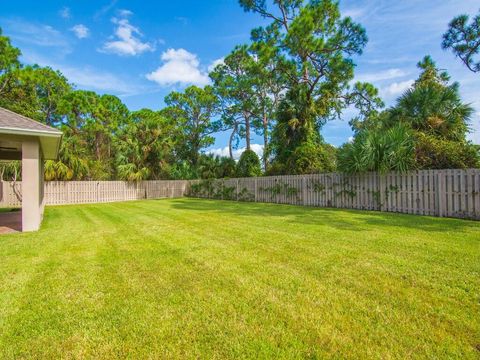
<box><xmin>0</xmin><ymin>170</ymin><xmax>478</xmax><ymax>220</ymax></box>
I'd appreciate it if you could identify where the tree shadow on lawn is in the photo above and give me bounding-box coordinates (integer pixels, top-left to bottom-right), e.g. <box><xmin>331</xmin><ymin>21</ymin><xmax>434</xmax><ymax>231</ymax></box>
<box><xmin>166</xmin><ymin>198</ymin><xmax>479</xmax><ymax>235</ymax></box>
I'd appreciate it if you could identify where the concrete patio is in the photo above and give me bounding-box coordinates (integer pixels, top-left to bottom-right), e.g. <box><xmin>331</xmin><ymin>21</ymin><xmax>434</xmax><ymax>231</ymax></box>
<box><xmin>0</xmin><ymin>210</ymin><xmax>22</xmax><ymax>234</ymax></box>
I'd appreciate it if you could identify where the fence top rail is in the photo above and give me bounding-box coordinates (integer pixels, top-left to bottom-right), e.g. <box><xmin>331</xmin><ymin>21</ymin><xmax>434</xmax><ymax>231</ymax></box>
<box><xmin>1</xmin><ymin>169</ymin><xmax>479</xmax><ymax>220</ymax></box>
<box><xmin>189</xmin><ymin>168</ymin><xmax>480</xmax><ymax>182</ymax></box>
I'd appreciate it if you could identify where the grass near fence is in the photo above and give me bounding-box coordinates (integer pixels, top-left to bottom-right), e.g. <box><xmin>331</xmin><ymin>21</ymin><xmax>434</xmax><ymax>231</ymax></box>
<box><xmin>0</xmin><ymin>199</ymin><xmax>479</xmax><ymax>358</ymax></box>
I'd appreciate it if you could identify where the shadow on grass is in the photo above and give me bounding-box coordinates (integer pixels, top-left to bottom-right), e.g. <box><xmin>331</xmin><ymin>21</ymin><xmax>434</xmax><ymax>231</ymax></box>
<box><xmin>167</xmin><ymin>198</ymin><xmax>479</xmax><ymax>234</ymax></box>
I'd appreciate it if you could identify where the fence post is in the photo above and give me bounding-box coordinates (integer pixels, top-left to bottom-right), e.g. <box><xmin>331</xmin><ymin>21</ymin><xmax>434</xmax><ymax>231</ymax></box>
<box><xmin>254</xmin><ymin>178</ymin><xmax>258</xmax><ymax>202</ymax></box>
<box><xmin>236</xmin><ymin>179</ymin><xmax>239</xmax><ymax>201</ymax></box>
<box><xmin>302</xmin><ymin>177</ymin><xmax>307</xmax><ymax>206</ymax></box>
<box><xmin>437</xmin><ymin>170</ymin><xmax>446</xmax><ymax>217</ymax></box>
<box><xmin>65</xmin><ymin>181</ymin><xmax>69</xmax><ymax>204</ymax></box>
<box><xmin>379</xmin><ymin>173</ymin><xmax>385</xmax><ymax>211</ymax></box>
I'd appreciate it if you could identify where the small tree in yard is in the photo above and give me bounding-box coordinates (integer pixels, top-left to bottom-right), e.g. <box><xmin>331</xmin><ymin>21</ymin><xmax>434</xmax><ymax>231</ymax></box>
<box><xmin>236</xmin><ymin>150</ymin><xmax>262</xmax><ymax>177</ymax></box>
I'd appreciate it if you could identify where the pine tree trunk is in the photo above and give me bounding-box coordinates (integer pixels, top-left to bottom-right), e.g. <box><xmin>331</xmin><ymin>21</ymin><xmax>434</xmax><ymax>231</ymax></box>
<box><xmin>262</xmin><ymin>112</ymin><xmax>268</xmax><ymax>170</ymax></box>
<box><xmin>228</xmin><ymin>124</ymin><xmax>237</xmax><ymax>159</ymax></box>
<box><xmin>245</xmin><ymin>114</ymin><xmax>251</xmax><ymax>151</ymax></box>
<box><xmin>95</xmin><ymin>132</ymin><xmax>102</xmax><ymax>160</ymax></box>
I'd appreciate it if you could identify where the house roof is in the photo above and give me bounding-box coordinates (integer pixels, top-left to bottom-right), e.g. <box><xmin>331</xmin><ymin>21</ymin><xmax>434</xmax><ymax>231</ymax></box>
<box><xmin>0</xmin><ymin>107</ymin><xmax>62</xmax><ymax>135</ymax></box>
<box><xmin>0</xmin><ymin>107</ymin><xmax>62</xmax><ymax>160</ymax></box>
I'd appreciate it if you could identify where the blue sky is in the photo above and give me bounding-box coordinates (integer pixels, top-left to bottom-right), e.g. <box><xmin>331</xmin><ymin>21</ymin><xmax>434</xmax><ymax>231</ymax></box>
<box><xmin>1</xmin><ymin>0</ymin><xmax>479</xmax><ymax>158</ymax></box>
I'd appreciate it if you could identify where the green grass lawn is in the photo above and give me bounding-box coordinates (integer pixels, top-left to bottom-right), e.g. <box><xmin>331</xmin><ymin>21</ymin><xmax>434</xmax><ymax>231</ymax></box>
<box><xmin>0</xmin><ymin>199</ymin><xmax>479</xmax><ymax>359</ymax></box>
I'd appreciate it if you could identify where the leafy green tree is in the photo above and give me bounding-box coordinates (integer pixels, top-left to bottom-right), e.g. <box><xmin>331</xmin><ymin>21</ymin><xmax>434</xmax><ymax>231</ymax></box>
<box><xmin>115</xmin><ymin>109</ymin><xmax>176</xmax><ymax>181</ymax></box>
<box><xmin>248</xmin><ymin>46</ymin><xmax>285</xmax><ymax>170</ymax></box>
<box><xmin>29</xmin><ymin>66</ymin><xmax>71</xmax><ymax>126</ymax></box>
<box><xmin>240</xmin><ymin>0</ymin><xmax>382</xmax><ymax>173</ymax></box>
<box><xmin>210</xmin><ymin>45</ymin><xmax>284</xmax><ymax>169</ymax></box>
<box><xmin>58</xmin><ymin>90</ymin><xmax>99</xmax><ymax>130</ymax></box>
<box><xmin>341</xmin><ymin>56</ymin><xmax>479</xmax><ymax>172</ymax></box>
<box><xmin>54</xmin><ymin>90</ymin><xmax>129</xmax><ymax>180</ymax></box>
<box><xmin>0</xmin><ymin>27</ymin><xmax>21</xmax><ymax>96</ymax></box>
<box><xmin>442</xmin><ymin>10</ymin><xmax>480</xmax><ymax>73</ymax></box>
<box><xmin>414</xmin><ymin>133</ymin><xmax>480</xmax><ymax>169</ymax></box>
<box><xmin>197</xmin><ymin>154</ymin><xmax>220</xmax><ymax>179</ymax></box>
<box><xmin>210</xmin><ymin>46</ymin><xmax>258</xmax><ymax>154</ymax></box>
<box><xmin>218</xmin><ymin>156</ymin><xmax>237</xmax><ymax>178</ymax></box>
<box><xmin>89</xmin><ymin>94</ymin><xmax>129</xmax><ymax>163</ymax></box>
<box><xmin>44</xmin><ymin>90</ymin><xmax>98</xmax><ymax>180</ymax></box>
<box><xmin>390</xmin><ymin>57</ymin><xmax>473</xmax><ymax>142</ymax></box>
<box><xmin>236</xmin><ymin>149</ymin><xmax>262</xmax><ymax>177</ymax></box>
<box><xmin>196</xmin><ymin>154</ymin><xmax>237</xmax><ymax>179</ymax></box>
<box><xmin>0</xmin><ymin>65</ymin><xmax>71</xmax><ymax>124</ymax></box>
<box><xmin>285</xmin><ymin>142</ymin><xmax>336</xmax><ymax>174</ymax></box>
<box><xmin>163</xmin><ymin>86</ymin><xmax>220</xmax><ymax>167</ymax></box>
<box><xmin>168</xmin><ymin>161</ymin><xmax>197</xmax><ymax>180</ymax></box>
<box><xmin>44</xmin><ymin>136</ymin><xmax>90</xmax><ymax>180</ymax></box>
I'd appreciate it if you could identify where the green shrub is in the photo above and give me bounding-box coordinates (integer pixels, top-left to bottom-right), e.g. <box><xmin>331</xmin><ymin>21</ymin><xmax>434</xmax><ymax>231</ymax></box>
<box><xmin>414</xmin><ymin>133</ymin><xmax>480</xmax><ymax>169</ymax></box>
<box><xmin>337</xmin><ymin>124</ymin><xmax>415</xmax><ymax>173</ymax></box>
<box><xmin>236</xmin><ymin>150</ymin><xmax>262</xmax><ymax>177</ymax></box>
<box><xmin>286</xmin><ymin>142</ymin><xmax>336</xmax><ymax>174</ymax></box>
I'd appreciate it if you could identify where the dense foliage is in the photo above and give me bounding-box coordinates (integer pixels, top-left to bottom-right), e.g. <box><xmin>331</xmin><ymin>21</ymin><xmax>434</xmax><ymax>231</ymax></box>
<box><xmin>240</xmin><ymin>0</ymin><xmax>382</xmax><ymax>174</ymax></box>
<box><xmin>442</xmin><ymin>9</ymin><xmax>480</xmax><ymax>73</ymax></box>
<box><xmin>0</xmin><ymin>2</ymin><xmax>478</xmax><ymax>181</ymax></box>
<box><xmin>339</xmin><ymin>57</ymin><xmax>480</xmax><ymax>172</ymax></box>
<box><xmin>236</xmin><ymin>149</ymin><xmax>262</xmax><ymax>177</ymax></box>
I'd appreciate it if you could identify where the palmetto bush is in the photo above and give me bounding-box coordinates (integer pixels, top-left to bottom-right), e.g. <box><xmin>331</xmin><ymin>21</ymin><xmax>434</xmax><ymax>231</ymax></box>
<box><xmin>391</xmin><ymin>84</ymin><xmax>472</xmax><ymax>141</ymax></box>
<box><xmin>338</xmin><ymin>124</ymin><xmax>415</xmax><ymax>173</ymax></box>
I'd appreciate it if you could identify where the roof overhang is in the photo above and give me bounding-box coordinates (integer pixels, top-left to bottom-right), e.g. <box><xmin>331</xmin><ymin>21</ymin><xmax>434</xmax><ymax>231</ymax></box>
<box><xmin>0</xmin><ymin>127</ymin><xmax>62</xmax><ymax>160</ymax></box>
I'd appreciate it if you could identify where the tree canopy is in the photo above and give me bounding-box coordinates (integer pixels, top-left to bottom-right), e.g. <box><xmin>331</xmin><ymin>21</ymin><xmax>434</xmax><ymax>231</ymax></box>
<box><xmin>0</xmin><ymin>2</ymin><xmax>478</xmax><ymax>182</ymax></box>
<box><xmin>240</xmin><ymin>0</ymin><xmax>382</xmax><ymax>174</ymax></box>
<box><xmin>339</xmin><ymin>56</ymin><xmax>479</xmax><ymax>172</ymax></box>
<box><xmin>442</xmin><ymin>9</ymin><xmax>480</xmax><ymax>73</ymax></box>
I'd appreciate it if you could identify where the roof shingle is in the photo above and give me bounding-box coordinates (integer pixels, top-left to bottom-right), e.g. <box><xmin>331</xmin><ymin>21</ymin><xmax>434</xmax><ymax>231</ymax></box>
<box><xmin>0</xmin><ymin>107</ymin><xmax>61</xmax><ymax>134</ymax></box>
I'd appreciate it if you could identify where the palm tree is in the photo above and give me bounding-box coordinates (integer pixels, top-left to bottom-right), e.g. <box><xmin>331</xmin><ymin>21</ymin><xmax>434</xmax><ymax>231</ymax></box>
<box><xmin>338</xmin><ymin>124</ymin><xmax>415</xmax><ymax>173</ymax></box>
<box><xmin>391</xmin><ymin>84</ymin><xmax>473</xmax><ymax>141</ymax></box>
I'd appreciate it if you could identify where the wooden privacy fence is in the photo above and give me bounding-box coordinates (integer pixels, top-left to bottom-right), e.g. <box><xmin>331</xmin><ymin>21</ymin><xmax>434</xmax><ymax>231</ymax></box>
<box><xmin>0</xmin><ymin>169</ymin><xmax>479</xmax><ymax>219</ymax></box>
<box><xmin>188</xmin><ymin>169</ymin><xmax>480</xmax><ymax>220</ymax></box>
<box><xmin>0</xmin><ymin>180</ymin><xmax>189</xmax><ymax>207</ymax></box>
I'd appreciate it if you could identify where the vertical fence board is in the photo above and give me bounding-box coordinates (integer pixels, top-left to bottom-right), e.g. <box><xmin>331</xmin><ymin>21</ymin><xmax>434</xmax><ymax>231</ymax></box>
<box><xmin>1</xmin><ymin>170</ymin><xmax>478</xmax><ymax>220</ymax></box>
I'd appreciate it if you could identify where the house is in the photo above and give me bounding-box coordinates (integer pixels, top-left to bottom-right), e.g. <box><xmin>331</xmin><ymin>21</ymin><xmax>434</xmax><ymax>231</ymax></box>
<box><xmin>0</xmin><ymin>107</ymin><xmax>62</xmax><ymax>232</ymax></box>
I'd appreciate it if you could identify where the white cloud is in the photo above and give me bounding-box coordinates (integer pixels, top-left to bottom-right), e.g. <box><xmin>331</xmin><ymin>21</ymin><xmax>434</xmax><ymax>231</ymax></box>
<box><xmin>101</xmin><ymin>18</ymin><xmax>154</xmax><ymax>56</ymax></box>
<box><xmin>59</xmin><ymin>7</ymin><xmax>71</xmax><ymax>19</ymax></box>
<box><xmin>118</xmin><ymin>9</ymin><xmax>133</xmax><ymax>17</ymax></box>
<box><xmin>21</xmin><ymin>51</ymin><xmax>139</xmax><ymax>95</ymax></box>
<box><xmin>94</xmin><ymin>0</ymin><xmax>118</xmax><ymax>20</ymax></box>
<box><xmin>146</xmin><ymin>48</ymin><xmax>210</xmax><ymax>87</ymax></box>
<box><xmin>356</xmin><ymin>68</ymin><xmax>408</xmax><ymax>83</ymax></box>
<box><xmin>342</xmin><ymin>8</ymin><xmax>366</xmax><ymax>20</ymax></box>
<box><xmin>63</xmin><ymin>66</ymin><xmax>139</xmax><ymax>94</ymax></box>
<box><xmin>382</xmin><ymin>79</ymin><xmax>414</xmax><ymax>97</ymax></box>
<box><xmin>71</xmin><ymin>24</ymin><xmax>90</xmax><ymax>39</ymax></box>
<box><xmin>207</xmin><ymin>144</ymin><xmax>264</xmax><ymax>161</ymax></box>
<box><xmin>175</xmin><ymin>17</ymin><xmax>189</xmax><ymax>25</ymax></box>
<box><xmin>208</xmin><ymin>57</ymin><xmax>224</xmax><ymax>72</ymax></box>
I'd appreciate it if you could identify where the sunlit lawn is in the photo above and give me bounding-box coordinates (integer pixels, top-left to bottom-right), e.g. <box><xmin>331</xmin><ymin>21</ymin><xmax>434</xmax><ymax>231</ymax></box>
<box><xmin>0</xmin><ymin>198</ymin><xmax>479</xmax><ymax>359</ymax></box>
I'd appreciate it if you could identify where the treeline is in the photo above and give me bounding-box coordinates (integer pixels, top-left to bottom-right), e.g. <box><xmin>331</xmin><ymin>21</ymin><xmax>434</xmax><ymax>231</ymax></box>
<box><xmin>0</xmin><ymin>1</ymin><xmax>478</xmax><ymax>182</ymax></box>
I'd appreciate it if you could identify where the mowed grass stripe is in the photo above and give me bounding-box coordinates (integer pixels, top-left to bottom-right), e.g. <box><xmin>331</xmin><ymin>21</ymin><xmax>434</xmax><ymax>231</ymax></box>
<box><xmin>0</xmin><ymin>198</ymin><xmax>478</xmax><ymax>359</ymax></box>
